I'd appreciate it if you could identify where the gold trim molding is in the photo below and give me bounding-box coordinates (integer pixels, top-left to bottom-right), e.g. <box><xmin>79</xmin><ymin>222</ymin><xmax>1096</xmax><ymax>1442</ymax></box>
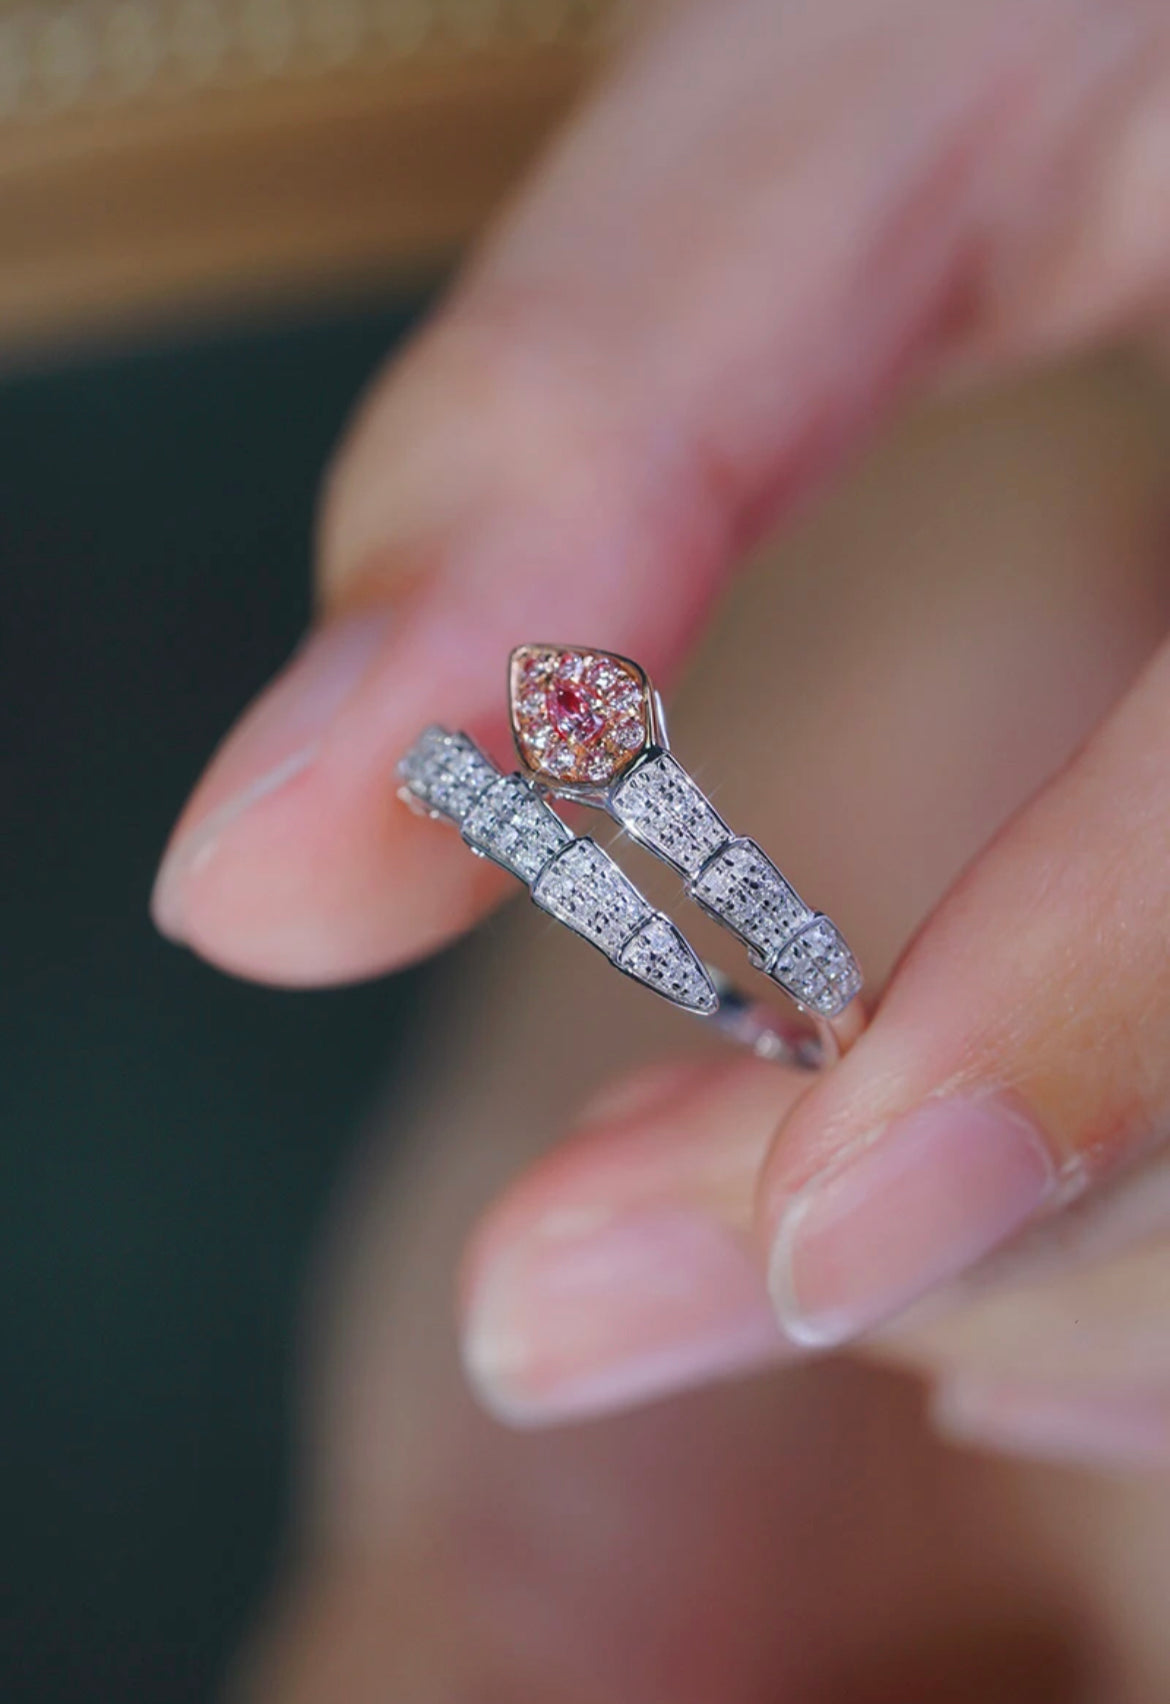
<box><xmin>0</xmin><ymin>0</ymin><xmax>612</xmax><ymax>350</ymax></box>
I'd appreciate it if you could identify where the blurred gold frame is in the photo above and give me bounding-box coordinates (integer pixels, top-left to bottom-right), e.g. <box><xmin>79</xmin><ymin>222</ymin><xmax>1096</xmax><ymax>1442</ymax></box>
<box><xmin>0</xmin><ymin>0</ymin><xmax>612</xmax><ymax>352</ymax></box>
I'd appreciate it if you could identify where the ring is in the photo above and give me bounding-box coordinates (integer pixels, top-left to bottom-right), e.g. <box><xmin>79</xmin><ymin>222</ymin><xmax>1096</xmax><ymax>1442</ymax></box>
<box><xmin>398</xmin><ymin>726</ymin><xmax>853</xmax><ymax>1066</ymax></box>
<box><xmin>509</xmin><ymin>644</ymin><xmax>863</xmax><ymax>1030</ymax></box>
<box><xmin>399</xmin><ymin>725</ymin><xmax>718</xmax><ymax>1014</ymax></box>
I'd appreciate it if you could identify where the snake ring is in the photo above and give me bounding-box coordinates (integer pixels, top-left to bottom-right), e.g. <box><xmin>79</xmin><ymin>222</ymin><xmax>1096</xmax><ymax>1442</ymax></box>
<box><xmin>398</xmin><ymin>645</ymin><xmax>864</xmax><ymax>1067</ymax></box>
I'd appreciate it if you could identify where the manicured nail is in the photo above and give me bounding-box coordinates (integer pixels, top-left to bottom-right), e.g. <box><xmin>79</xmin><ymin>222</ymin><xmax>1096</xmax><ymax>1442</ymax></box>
<box><xmin>931</xmin><ymin>1380</ymin><xmax>1170</xmax><ymax>1471</ymax></box>
<box><xmin>463</xmin><ymin>1204</ymin><xmax>783</xmax><ymax>1426</ymax></box>
<box><xmin>769</xmin><ymin>1095</ymin><xmax>1056</xmax><ymax>1348</ymax></box>
<box><xmin>152</xmin><ymin>607</ymin><xmax>392</xmax><ymax>940</ymax></box>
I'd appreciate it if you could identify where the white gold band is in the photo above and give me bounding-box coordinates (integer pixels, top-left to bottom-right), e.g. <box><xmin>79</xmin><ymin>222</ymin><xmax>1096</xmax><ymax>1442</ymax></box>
<box><xmin>611</xmin><ymin>749</ymin><xmax>862</xmax><ymax>1021</ymax></box>
<box><xmin>508</xmin><ymin>643</ymin><xmax>862</xmax><ymax>1028</ymax></box>
<box><xmin>398</xmin><ymin>726</ymin><xmax>851</xmax><ymax>1067</ymax></box>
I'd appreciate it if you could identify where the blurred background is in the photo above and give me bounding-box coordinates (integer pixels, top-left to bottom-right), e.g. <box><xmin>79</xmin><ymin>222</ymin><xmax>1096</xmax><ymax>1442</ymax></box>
<box><xmin>12</xmin><ymin>8</ymin><xmax>1170</xmax><ymax>1703</ymax></box>
<box><xmin>0</xmin><ymin>4</ymin><xmax>608</xmax><ymax>1698</ymax></box>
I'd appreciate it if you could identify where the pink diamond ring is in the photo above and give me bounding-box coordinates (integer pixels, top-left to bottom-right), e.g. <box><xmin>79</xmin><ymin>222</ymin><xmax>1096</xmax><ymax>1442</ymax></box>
<box><xmin>510</xmin><ymin>644</ymin><xmax>863</xmax><ymax>1025</ymax></box>
<box><xmin>397</xmin><ymin>647</ymin><xmax>865</xmax><ymax>1067</ymax></box>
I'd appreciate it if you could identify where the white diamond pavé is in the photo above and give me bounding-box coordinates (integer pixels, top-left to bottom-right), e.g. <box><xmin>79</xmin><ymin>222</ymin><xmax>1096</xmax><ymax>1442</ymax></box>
<box><xmin>772</xmin><ymin>917</ymin><xmax>863</xmax><ymax>1018</ymax></box>
<box><xmin>533</xmin><ymin>838</ymin><xmax>653</xmax><ymax>957</ymax></box>
<box><xmin>611</xmin><ymin>752</ymin><xmax>731</xmax><ymax>877</ymax></box>
<box><xmin>689</xmin><ymin>838</ymin><xmax>811</xmax><ymax>964</ymax></box>
<box><xmin>462</xmin><ymin>774</ymin><xmax>572</xmax><ymax>882</ymax></box>
<box><xmin>398</xmin><ymin>728</ymin><xmax>722</xmax><ymax>1018</ymax></box>
<box><xmin>400</xmin><ymin>706</ymin><xmax>862</xmax><ymax>1056</ymax></box>
<box><xmin>398</xmin><ymin>726</ymin><xmax>496</xmax><ymax>823</ymax></box>
<box><xmin>396</xmin><ymin>724</ymin><xmax>451</xmax><ymax>808</ymax></box>
<box><xmin>618</xmin><ymin>915</ymin><xmax>717</xmax><ymax>1013</ymax></box>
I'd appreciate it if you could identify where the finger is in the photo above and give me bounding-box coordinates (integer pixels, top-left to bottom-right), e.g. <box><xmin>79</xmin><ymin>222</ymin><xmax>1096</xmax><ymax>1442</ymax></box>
<box><xmin>149</xmin><ymin>0</ymin><xmax>1142</xmax><ymax>983</ymax></box>
<box><xmin>930</xmin><ymin>1380</ymin><xmax>1170</xmax><ymax>1472</ymax></box>
<box><xmin>460</xmin><ymin>1057</ymin><xmax>801</xmax><ymax>1424</ymax></box>
<box><xmin>459</xmin><ymin>504</ymin><xmax>1170</xmax><ymax>1428</ymax></box>
<box><xmin>755</xmin><ymin>633</ymin><xmax>1170</xmax><ymax>1350</ymax></box>
<box><xmin>875</xmin><ymin>1159</ymin><xmax>1170</xmax><ymax>1467</ymax></box>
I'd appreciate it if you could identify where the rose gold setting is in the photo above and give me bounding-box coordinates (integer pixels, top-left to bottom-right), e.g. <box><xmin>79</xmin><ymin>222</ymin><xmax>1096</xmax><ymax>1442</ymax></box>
<box><xmin>509</xmin><ymin>645</ymin><xmax>654</xmax><ymax>790</ymax></box>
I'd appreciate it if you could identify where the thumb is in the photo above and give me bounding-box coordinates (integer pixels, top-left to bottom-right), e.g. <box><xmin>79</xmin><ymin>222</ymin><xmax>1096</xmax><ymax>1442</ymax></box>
<box><xmin>151</xmin><ymin>0</ymin><xmax>1121</xmax><ymax>984</ymax></box>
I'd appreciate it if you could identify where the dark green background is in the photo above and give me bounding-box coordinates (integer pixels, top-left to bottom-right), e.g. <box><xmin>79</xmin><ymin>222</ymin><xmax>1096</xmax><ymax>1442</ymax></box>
<box><xmin>0</xmin><ymin>303</ymin><xmax>427</xmax><ymax>1703</ymax></box>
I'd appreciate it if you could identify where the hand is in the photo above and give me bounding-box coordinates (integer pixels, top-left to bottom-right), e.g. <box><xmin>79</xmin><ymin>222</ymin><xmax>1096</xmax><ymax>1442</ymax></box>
<box><xmin>233</xmin><ymin>419</ymin><xmax>1162</xmax><ymax>1701</ymax></box>
<box><xmin>156</xmin><ymin>0</ymin><xmax>1170</xmax><ymax>1467</ymax></box>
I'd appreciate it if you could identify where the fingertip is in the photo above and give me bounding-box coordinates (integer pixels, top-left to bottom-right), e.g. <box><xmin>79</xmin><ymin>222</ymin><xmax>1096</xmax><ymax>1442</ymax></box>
<box><xmin>150</xmin><ymin>590</ymin><xmax>524</xmax><ymax>983</ymax></box>
<box><xmin>930</xmin><ymin>1378</ymin><xmax>1170</xmax><ymax>1472</ymax></box>
<box><xmin>762</xmin><ymin>1094</ymin><xmax>1059</xmax><ymax>1350</ymax></box>
<box><xmin>461</xmin><ymin>1200</ymin><xmax>786</xmax><ymax>1427</ymax></box>
<box><xmin>458</xmin><ymin>1055</ymin><xmax>805</xmax><ymax>1424</ymax></box>
<box><xmin>151</xmin><ymin>742</ymin><xmax>321</xmax><ymax>949</ymax></box>
<box><xmin>154</xmin><ymin>745</ymin><xmax>507</xmax><ymax>985</ymax></box>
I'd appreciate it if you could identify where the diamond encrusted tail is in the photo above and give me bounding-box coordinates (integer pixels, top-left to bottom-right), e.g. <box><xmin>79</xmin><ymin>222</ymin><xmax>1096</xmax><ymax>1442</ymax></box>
<box><xmin>772</xmin><ymin>916</ymin><xmax>863</xmax><ymax>1018</ymax></box>
<box><xmin>618</xmin><ymin>915</ymin><xmax>720</xmax><ymax>1012</ymax></box>
<box><xmin>462</xmin><ymin>774</ymin><xmax>572</xmax><ymax>882</ymax></box>
<box><xmin>611</xmin><ymin>749</ymin><xmax>861</xmax><ymax>1019</ymax></box>
<box><xmin>397</xmin><ymin>726</ymin><xmax>497</xmax><ymax>823</ymax></box>
<box><xmin>398</xmin><ymin>728</ymin><xmax>717</xmax><ymax>1014</ymax></box>
<box><xmin>532</xmin><ymin>838</ymin><xmax>650</xmax><ymax>955</ymax></box>
<box><xmin>611</xmin><ymin>751</ymin><xmax>729</xmax><ymax>877</ymax></box>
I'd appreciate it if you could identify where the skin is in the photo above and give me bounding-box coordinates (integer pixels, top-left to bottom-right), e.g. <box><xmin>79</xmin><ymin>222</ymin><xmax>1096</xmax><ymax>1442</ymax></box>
<box><xmin>149</xmin><ymin>0</ymin><xmax>1170</xmax><ymax>1692</ymax></box>
<box><xmin>235</xmin><ymin>364</ymin><xmax>1170</xmax><ymax>1701</ymax></box>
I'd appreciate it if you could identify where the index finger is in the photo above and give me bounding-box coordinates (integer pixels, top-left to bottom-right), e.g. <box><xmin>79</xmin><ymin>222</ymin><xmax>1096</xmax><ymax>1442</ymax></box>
<box><xmin>152</xmin><ymin>0</ymin><xmax>1134</xmax><ymax>983</ymax></box>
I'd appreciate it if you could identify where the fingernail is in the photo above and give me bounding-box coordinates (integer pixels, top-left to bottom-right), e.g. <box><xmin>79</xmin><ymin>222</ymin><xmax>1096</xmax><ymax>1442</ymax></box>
<box><xmin>463</xmin><ymin>1204</ymin><xmax>783</xmax><ymax>1426</ymax></box>
<box><xmin>152</xmin><ymin>606</ymin><xmax>392</xmax><ymax>940</ymax></box>
<box><xmin>769</xmin><ymin>1095</ymin><xmax>1056</xmax><ymax>1348</ymax></box>
<box><xmin>931</xmin><ymin>1380</ymin><xmax>1170</xmax><ymax>1471</ymax></box>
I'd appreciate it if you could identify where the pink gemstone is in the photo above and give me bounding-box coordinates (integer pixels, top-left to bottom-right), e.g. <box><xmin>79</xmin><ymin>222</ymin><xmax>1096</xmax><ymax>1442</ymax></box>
<box><xmin>548</xmin><ymin>680</ymin><xmax>605</xmax><ymax>745</ymax></box>
<box><xmin>511</xmin><ymin>647</ymin><xmax>652</xmax><ymax>783</ymax></box>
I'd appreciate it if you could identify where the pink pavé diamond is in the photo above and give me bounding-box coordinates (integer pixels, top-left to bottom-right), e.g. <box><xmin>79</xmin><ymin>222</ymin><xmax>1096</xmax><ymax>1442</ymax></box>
<box><xmin>510</xmin><ymin>645</ymin><xmax>653</xmax><ymax>788</ymax></box>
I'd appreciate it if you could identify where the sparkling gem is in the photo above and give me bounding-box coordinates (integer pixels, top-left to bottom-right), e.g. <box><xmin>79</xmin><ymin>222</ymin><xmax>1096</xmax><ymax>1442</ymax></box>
<box><xmin>462</xmin><ymin>773</ymin><xmax>572</xmax><ymax>882</ymax></box>
<box><xmin>397</xmin><ymin>727</ymin><xmax>497</xmax><ymax>823</ymax></box>
<box><xmin>771</xmin><ymin>917</ymin><xmax>862</xmax><ymax>1017</ymax></box>
<box><xmin>690</xmin><ymin>838</ymin><xmax>811</xmax><ymax>960</ymax></box>
<box><xmin>612</xmin><ymin>752</ymin><xmax>730</xmax><ymax>876</ymax></box>
<box><xmin>510</xmin><ymin>644</ymin><xmax>653</xmax><ymax>787</ymax></box>
<box><xmin>551</xmin><ymin>680</ymin><xmax>605</xmax><ymax>744</ymax></box>
<box><xmin>522</xmin><ymin>653</ymin><xmax>554</xmax><ymax>686</ymax></box>
<box><xmin>618</xmin><ymin>916</ymin><xmax>717</xmax><ymax>1013</ymax></box>
<box><xmin>532</xmin><ymin>838</ymin><xmax>651</xmax><ymax>955</ymax></box>
<box><xmin>586</xmin><ymin>659</ymin><xmax>618</xmax><ymax>692</ymax></box>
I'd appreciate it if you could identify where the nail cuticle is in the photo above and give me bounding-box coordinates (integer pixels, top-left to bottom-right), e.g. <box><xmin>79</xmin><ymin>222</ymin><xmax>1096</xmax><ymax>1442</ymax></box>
<box><xmin>151</xmin><ymin>605</ymin><xmax>395</xmax><ymax>943</ymax></box>
<box><xmin>767</xmin><ymin>1093</ymin><xmax>1058</xmax><ymax>1350</ymax></box>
